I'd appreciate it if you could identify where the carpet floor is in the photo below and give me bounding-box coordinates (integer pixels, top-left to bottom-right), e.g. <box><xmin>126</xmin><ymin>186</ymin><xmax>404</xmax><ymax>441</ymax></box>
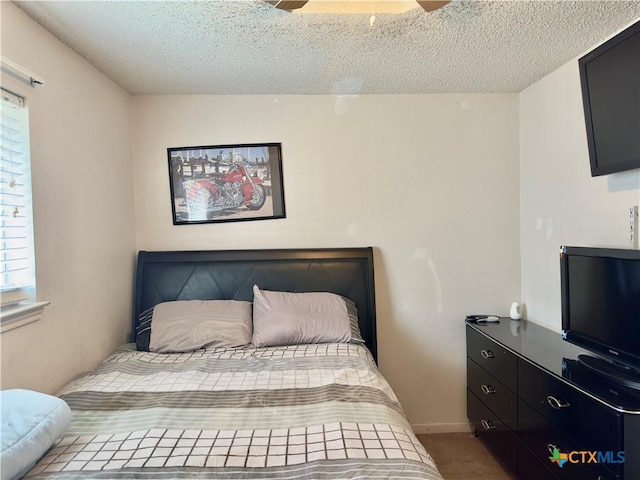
<box><xmin>417</xmin><ymin>433</ymin><xmax>515</xmax><ymax>480</ymax></box>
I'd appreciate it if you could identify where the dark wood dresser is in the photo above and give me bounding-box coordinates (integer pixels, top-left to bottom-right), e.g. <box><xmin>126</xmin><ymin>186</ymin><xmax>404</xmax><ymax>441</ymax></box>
<box><xmin>466</xmin><ymin>319</ymin><xmax>640</xmax><ymax>480</ymax></box>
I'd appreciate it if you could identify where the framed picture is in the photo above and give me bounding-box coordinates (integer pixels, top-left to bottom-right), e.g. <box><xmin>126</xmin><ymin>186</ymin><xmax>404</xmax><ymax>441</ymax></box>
<box><xmin>167</xmin><ymin>143</ymin><xmax>286</xmax><ymax>225</ymax></box>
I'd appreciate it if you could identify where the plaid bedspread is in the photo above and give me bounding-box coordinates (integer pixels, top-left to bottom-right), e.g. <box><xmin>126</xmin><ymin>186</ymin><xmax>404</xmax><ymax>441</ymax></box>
<box><xmin>26</xmin><ymin>343</ymin><xmax>443</xmax><ymax>479</ymax></box>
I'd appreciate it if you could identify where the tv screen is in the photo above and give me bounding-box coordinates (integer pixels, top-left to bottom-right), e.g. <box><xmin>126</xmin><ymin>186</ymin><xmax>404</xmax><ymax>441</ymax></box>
<box><xmin>579</xmin><ymin>20</ymin><xmax>640</xmax><ymax>177</ymax></box>
<box><xmin>561</xmin><ymin>246</ymin><xmax>640</xmax><ymax>375</ymax></box>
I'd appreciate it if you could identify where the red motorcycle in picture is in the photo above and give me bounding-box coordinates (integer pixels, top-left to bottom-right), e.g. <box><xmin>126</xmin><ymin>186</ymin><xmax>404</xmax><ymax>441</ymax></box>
<box><xmin>186</xmin><ymin>156</ymin><xmax>266</xmax><ymax>221</ymax></box>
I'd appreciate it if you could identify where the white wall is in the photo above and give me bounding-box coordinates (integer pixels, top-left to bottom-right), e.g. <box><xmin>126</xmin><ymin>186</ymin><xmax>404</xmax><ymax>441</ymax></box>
<box><xmin>0</xmin><ymin>3</ymin><xmax>136</xmax><ymax>393</ymax></box>
<box><xmin>132</xmin><ymin>94</ymin><xmax>521</xmax><ymax>430</ymax></box>
<box><xmin>519</xmin><ymin>21</ymin><xmax>640</xmax><ymax>332</ymax></box>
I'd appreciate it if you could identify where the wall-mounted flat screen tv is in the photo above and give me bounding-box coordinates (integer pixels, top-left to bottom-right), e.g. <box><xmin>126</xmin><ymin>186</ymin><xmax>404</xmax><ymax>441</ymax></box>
<box><xmin>579</xmin><ymin>20</ymin><xmax>640</xmax><ymax>177</ymax></box>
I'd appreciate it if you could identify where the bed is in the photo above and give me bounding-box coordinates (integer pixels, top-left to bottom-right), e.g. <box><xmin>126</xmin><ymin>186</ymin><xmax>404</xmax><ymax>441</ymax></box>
<box><xmin>24</xmin><ymin>248</ymin><xmax>444</xmax><ymax>479</ymax></box>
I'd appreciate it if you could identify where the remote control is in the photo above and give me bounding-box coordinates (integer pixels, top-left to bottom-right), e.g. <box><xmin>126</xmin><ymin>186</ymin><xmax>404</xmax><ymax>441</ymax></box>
<box><xmin>466</xmin><ymin>315</ymin><xmax>500</xmax><ymax>323</ymax></box>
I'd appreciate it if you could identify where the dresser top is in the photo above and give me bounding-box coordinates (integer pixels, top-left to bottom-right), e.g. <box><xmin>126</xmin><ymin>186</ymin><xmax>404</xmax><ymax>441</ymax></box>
<box><xmin>467</xmin><ymin>319</ymin><xmax>640</xmax><ymax>413</ymax></box>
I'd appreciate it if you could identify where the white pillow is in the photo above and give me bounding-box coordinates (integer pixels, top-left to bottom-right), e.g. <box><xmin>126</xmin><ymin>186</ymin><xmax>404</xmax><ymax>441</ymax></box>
<box><xmin>149</xmin><ymin>300</ymin><xmax>252</xmax><ymax>353</ymax></box>
<box><xmin>1</xmin><ymin>389</ymin><xmax>71</xmax><ymax>480</ymax></box>
<box><xmin>252</xmin><ymin>285</ymin><xmax>351</xmax><ymax>347</ymax></box>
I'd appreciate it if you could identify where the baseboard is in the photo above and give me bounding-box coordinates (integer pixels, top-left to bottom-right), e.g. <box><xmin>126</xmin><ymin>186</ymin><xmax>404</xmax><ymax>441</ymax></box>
<box><xmin>411</xmin><ymin>423</ymin><xmax>472</xmax><ymax>434</ymax></box>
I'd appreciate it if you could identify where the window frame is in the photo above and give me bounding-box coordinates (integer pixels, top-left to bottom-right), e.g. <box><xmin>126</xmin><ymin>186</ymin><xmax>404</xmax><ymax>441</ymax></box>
<box><xmin>0</xmin><ymin>60</ymin><xmax>49</xmax><ymax>332</ymax></box>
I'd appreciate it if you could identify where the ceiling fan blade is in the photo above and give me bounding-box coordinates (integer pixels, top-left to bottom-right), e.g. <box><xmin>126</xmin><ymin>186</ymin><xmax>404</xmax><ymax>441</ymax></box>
<box><xmin>416</xmin><ymin>1</ymin><xmax>451</xmax><ymax>12</ymax></box>
<box><xmin>265</xmin><ymin>1</ymin><xmax>309</xmax><ymax>11</ymax></box>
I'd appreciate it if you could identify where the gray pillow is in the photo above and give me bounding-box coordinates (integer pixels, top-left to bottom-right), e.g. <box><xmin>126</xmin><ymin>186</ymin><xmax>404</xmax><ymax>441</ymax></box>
<box><xmin>149</xmin><ymin>300</ymin><xmax>252</xmax><ymax>353</ymax></box>
<box><xmin>252</xmin><ymin>285</ymin><xmax>351</xmax><ymax>347</ymax></box>
<box><xmin>344</xmin><ymin>297</ymin><xmax>366</xmax><ymax>345</ymax></box>
<box><xmin>135</xmin><ymin>307</ymin><xmax>154</xmax><ymax>351</ymax></box>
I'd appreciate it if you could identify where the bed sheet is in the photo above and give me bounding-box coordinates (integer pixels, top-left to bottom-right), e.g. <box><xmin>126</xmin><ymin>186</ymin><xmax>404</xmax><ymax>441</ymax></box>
<box><xmin>25</xmin><ymin>343</ymin><xmax>443</xmax><ymax>479</ymax></box>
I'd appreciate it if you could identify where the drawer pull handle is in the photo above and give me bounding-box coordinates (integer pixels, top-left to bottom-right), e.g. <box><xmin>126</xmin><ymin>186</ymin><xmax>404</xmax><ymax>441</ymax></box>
<box><xmin>480</xmin><ymin>420</ymin><xmax>496</xmax><ymax>431</ymax></box>
<box><xmin>547</xmin><ymin>395</ymin><xmax>570</xmax><ymax>409</ymax></box>
<box><xmin>547</xmin><ymin>443</ymin><xmax>559</xmax><ymax>455</ymax></box>
<box><xmin>480</xmin><ymin>349</ymin><xmax>495</xmax><ymax>359</ymax></box>
<box><xmin>481</xmin><ymin>384</ymin><xmax>496</xmax><ymax>395</ymax></box>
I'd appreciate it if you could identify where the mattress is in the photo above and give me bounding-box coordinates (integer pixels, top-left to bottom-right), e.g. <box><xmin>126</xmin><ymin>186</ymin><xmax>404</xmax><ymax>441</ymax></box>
<box><xmin>25</xmin><ymin>343</ymin><xmax>443</xmax><ymax>479</ymax></box>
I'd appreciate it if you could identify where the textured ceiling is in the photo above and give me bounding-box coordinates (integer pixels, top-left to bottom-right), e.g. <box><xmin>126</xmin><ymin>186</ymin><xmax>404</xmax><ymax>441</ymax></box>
<box><xmin>14</xmin><ymin>0</ymin><xmax>640</xmax><ymax>95</ymax></box>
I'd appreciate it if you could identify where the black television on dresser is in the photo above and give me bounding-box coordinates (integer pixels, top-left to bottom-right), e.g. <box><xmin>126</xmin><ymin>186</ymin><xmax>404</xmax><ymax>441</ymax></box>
<box><xmin>578</xmin><ymin>20</ymin><xmax>640</xmax><ymax>177</ymax></box>
<box><xmin>560</xmin><ymin>246</ymin><xmax>640</xmax><ymax>390</ymax></box>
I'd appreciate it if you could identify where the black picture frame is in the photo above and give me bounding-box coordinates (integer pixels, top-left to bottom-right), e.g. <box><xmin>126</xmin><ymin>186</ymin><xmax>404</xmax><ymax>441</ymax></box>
<box><xmin>167</xmin><ymin>143</ymin><xmax>285</xmax><ymax>225</ymax></box>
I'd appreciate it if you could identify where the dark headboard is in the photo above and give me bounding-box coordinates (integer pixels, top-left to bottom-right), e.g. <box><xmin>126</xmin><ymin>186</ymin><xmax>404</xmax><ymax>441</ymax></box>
<box><xmin>132</xmin><ymin>247</ymin><xmax>377</xmax><ymax>361</ymax></box>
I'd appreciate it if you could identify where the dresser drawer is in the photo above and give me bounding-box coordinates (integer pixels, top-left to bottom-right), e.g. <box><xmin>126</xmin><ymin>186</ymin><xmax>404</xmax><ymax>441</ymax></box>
<box><xmin>466</xmin><ymin>325</ymin><xmax>517</xmax><ymax>392</ymax></box>
<box><xmin>518</xmin><ymin>358</ymin><xmax>622</xmax><ymax>453</ymax></box>
<box><xmin>518</xmin><ymin>399</ymin><xmax>619</xmax><ymax>480</ymax></box>
<box><xmin>467</xmin><ymin>357</ymin><xmax>517</xmax><ymax>430</ymax></box>
<box><xmin>467</xmin><ymin>389</ymin><xmax>518</xmax><ymax>476</ymax></box>
<box><xmin>519</xmin><ymin>442</ymin><xmax>559</xmax><ymax>480</ymax></box>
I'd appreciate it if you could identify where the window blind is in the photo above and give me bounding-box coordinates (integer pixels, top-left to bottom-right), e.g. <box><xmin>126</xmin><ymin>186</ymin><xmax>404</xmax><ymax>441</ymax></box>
<box><xmin>0</xmin><ymin>87</ymin><xmax>35</xmax><ymax>299</ymax></box>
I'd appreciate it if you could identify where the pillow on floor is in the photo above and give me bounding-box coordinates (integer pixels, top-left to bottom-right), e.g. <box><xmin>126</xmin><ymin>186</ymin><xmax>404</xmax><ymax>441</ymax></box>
<box><xmin>1</xmin><ymin>389</ymin><xmax>71</xmax><ymax>480</ymax></box>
